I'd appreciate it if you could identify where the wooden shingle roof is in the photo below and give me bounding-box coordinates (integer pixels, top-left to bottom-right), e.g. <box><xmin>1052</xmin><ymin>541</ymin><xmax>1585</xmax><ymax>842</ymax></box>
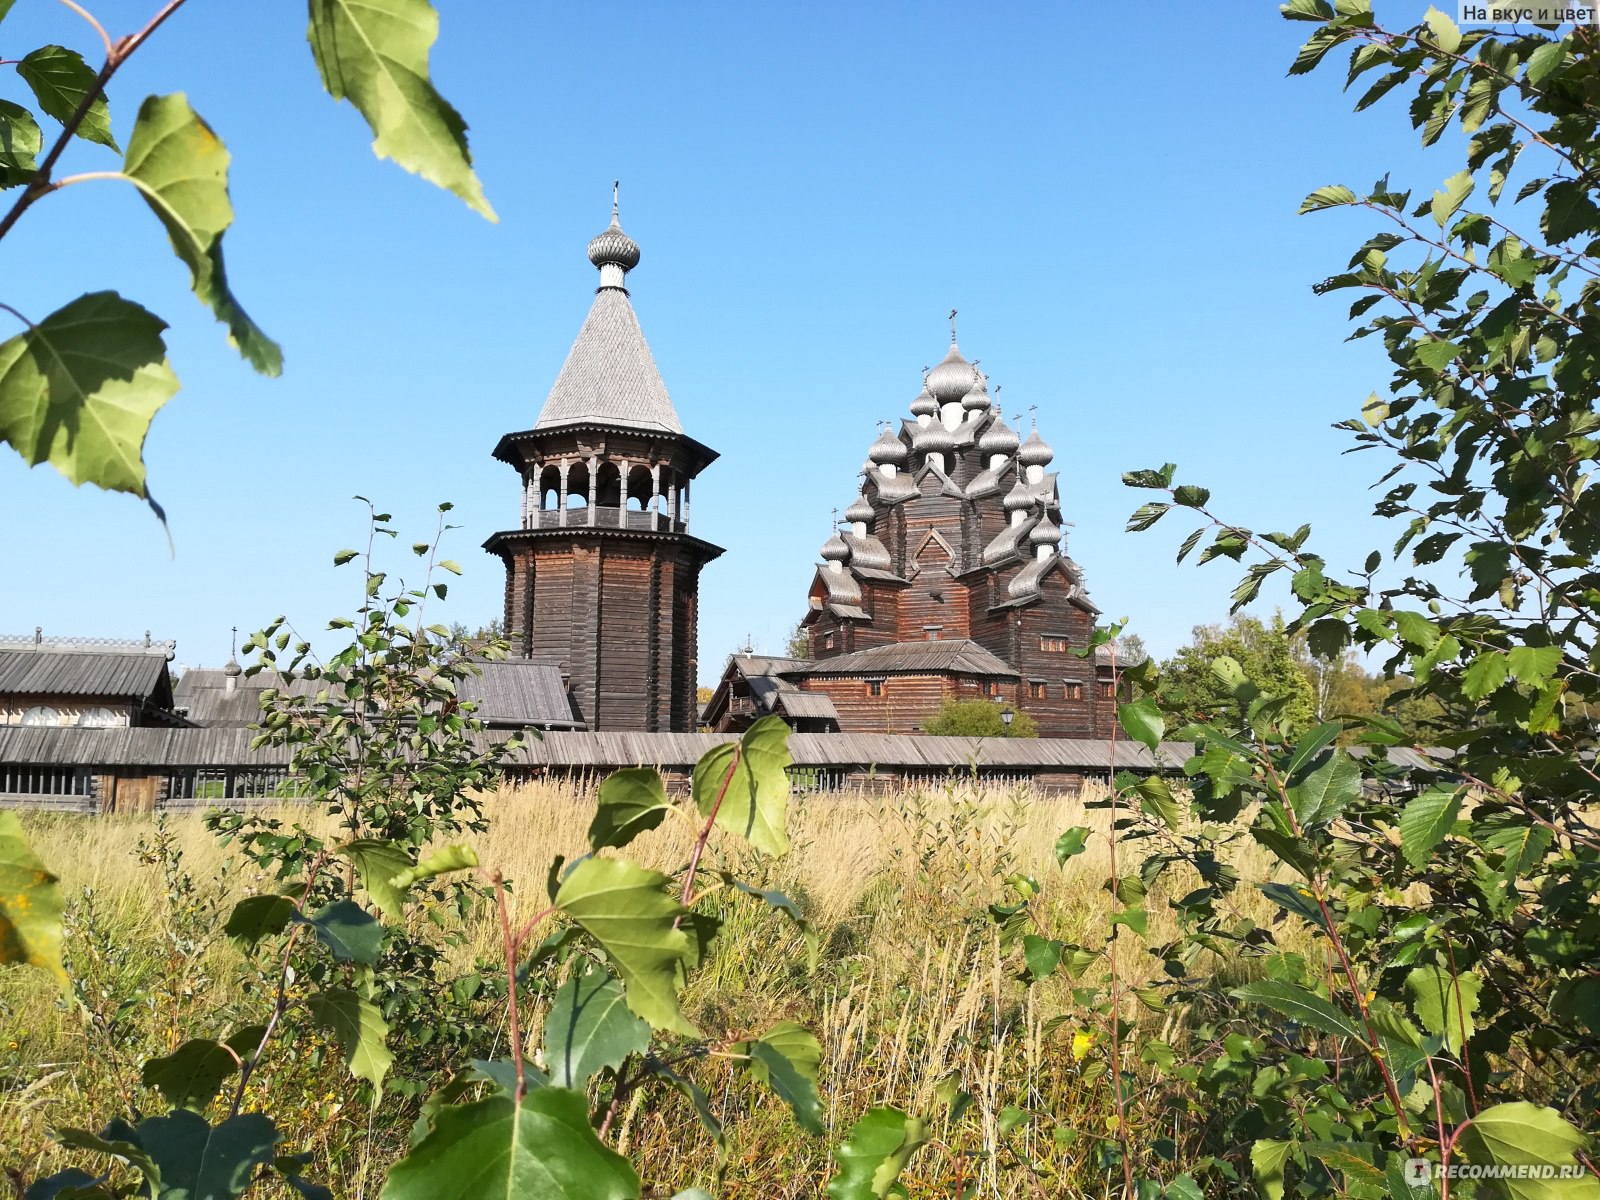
<box><xmin>800</xmin><ymin>639</ymin><xmax>1017</xmax><ymax>678</ymax></box>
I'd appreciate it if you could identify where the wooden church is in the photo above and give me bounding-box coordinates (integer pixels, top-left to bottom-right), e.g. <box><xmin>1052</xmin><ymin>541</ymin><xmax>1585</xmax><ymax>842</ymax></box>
<box><xmin>703</xmin><ymin>323</ymin><xmax>1128</xmax><ymax>739</ymax></box>
<box><xmin>483</xmin><ymin>194</ymin><xmax>722</xmax><ymax>732</ymax></box>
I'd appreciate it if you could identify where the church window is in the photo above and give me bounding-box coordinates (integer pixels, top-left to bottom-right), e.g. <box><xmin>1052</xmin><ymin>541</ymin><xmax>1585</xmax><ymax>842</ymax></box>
<box><xmin>1040</xmin><ymin>635</ymin><xmax>1070</xmax><ymax>652</ymax></box>
<box><xmin>923</xmin><ymin>625</ymin><xmax>943</xmax><ymax>640</ymax></box>
<box><xmin>1064</xmin><ymin>682</ymin><xmax>1083</xmax><ymax>700</ymax></box>
<box><xmin>866</xmin><ymin>679</ymin><xmax>884</xmax><ymax>697</ymax></box>
<box><xmin>1029</xmin><ymin>681</ymin><xmax>1046</xmax><ymax>699</ymax></box>
<box><xmin>823</xmin><ymin>632</ymin><xmax>835</xmax><ymax>650</ymax></box>
<box><xmin>979</xmin><ymin>680</ymin><xmax>996</xmax><ymax>697</ymax></box>
<box><xmin>1098</xmin><ymin>680</ymin><xmax>1115</xmax><ymax>699</ymax></box>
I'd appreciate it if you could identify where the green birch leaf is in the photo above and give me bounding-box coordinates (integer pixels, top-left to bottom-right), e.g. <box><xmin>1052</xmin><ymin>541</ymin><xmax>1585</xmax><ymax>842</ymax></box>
<box><xmin>1527</xmin><ymin>40</ymin><xmax>1567</xmax><ymax>84</ymax></box>
<box><xmin>16</xmin><ymin>45</ymin><xmax>116</xmax><ymax>149</ymax></box>
<box><xmin>225</xmin><ymin>894</ymin><xmax>295</xmax><ymax>950</ymax></box>
<box><xmin>1422</xmin><ymin>6</ymin><xmax>1461</xmax><ymax>53</ymax></box>
<box><xmin>1231</xmin><ymin>980</ymin><xmax>1367</xmax><ymax>1041</ymax></box>
<box><xmin>0</xmin><ymin>98</ymin><xmax>41</xmax><ymax>187</ymax></box>
<box><xmin>1135</xmin><ymin>775</ymin><xmax>1182</xmax><ymax>829</ymax></box>
<box><xmin>1405</xmin><ymin>965</ymin><xmax>1481</xmax><ymax>1056</ymax></box>
<box><xmin>1300</xmin><ymin>184</ymin><xmax>1359</xmax><ymax>213</ymax></box>
<box><xmin>541</xmin><ymin>966</ymin><xmax>650</xmax><ymax>1090</ymax></box>
<box><xmin>1461</xmin><ymin>651</ymin><xmax>1509</xmax><ymax>701</ymax></box>
<box><xmin>0</xmin><ymin>291</ymin><xmax>178</xmax><ymax>500</ymax></box>
<box><xmin>553</xmin><ymin>856</ymin><xmax>697</xmax><ymax>1036</ymax></box>
<box><xmin>1456</xmin><ymin>1103</ymin><xmax>1587</xmax><ymax>1194</ymax></box>
<box><xmin>1398</xmin><ymin>785</ymin><xmax>1464</xmax><ymax>868</ymax></box>
<box><xmin>1251</xmin><ymin>1138</ymin><xmax>1293</xmax><ymax>1200</ymax></box>
<box><xmin>381</xmin><ymin>1088</ymin><xmax>638</xmax><ymax>1200</ymax></box>
<box><xmin>299</xmin><ymin>898</ymin><xmax>383</xmax><ymax>964</ymax></box>
<box><xmin>339</xmin><ymin>838</ymin><xmax>412</xmax><ymax>922</ymax></box>
<box><xmin>0</xmin><ymin>811</ymin><xmax>65</xmax><ymax>987</ymax></box>
<box><xmin>588</xmin><ymin>768</ymin><xmax>670</xmax><ymax>852</ymax></box>
<box><xmin>1507</xmin><ymin>645</ymin><xmax>1562</xmax><ymax>687</ymax></box>
<box><xmin>826</xmin><ymin>1107</ymin><xmax>929</xmax><ymax>1200</ymax></box>
<box><xmin>136</xmin><ymin>1110</ymin><xmax>276</xmax><ymax>1200</ymax></box>
<box><xmin>693</xmin><ymin>714</ymin><xmax>791</xmax><ymax>857</ymax></box>
<box><xmin>1286</xmin><ymin>750</ymin><xmax>1360</xmax><ymax>827</ymax></box>
<box><xmin>1055</xmin><ymin>826</ymin><xmax>1091</xmax><ymax>863</ymax></box>
<box><xmin>388</xmin><ymin>843</ymin><xmax>479</xmax><ymax>892</ymax></box>
<box><xmin>306</xmin><ymin>0</ymin><xmax>495</xmax><ymax>220</ymax></box>
<box><xmin>733</xmin><ymin>1021</ymin><xmax>822</xmax><ymax>1134</ymax></box>
<box><xmin>307</xmin><ymin>987</ymin><xmax>393</xmax><ymax>1091</ymax></box>
<box><xmin>141</xmin><ymin>1039</ymin><xmax>238</xmax><ymax>1112</ymax></box>
<box><xmin>122</xmin><ymin>93</ymin><xmax>281</xmax><ymax>375</ymax></box>
<box><xmin>1283</xmin><ymin>721</ymin><xmax>1343</xmax><ymax>779</ymax></box>
<box><xmin>1117</xmin><ymin>697</ymin><xmax>1165</xmax><ymax>752</ymax></box>
<box><xmin>1431</xmin><ymin>169</ymin><xmax>1474</xmax><ymax>228</ymax></box>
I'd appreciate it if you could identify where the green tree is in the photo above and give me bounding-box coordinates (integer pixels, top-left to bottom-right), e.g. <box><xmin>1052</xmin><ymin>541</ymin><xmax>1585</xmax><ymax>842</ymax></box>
<box><xmin>785</xmin><ymin>621</ymin><xmax>812</xmax><ymax>659</ymax></box>
<box><xmin>1152</xmin><ymin>612</ymin><xmax>1317</xmax><ymax>732</ymax></box>
<box><xmin>1112</xmin><ymin>4</ymin><xmax>1600</xmax><ymax>1192</ymax></box>
<box><xmin>921</xmin><ymin>696</ymin><xmax>1039</xmax><ymax>738</ymax></box>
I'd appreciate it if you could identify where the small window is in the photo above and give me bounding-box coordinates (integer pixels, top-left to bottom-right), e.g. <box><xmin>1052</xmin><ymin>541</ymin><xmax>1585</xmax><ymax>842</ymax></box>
<box><xmin>20</xmin><ymin>705</ymin><xmax>59</xmax><ymax>726</ymax></box>
<box><xmin>1064</xmin><ymin>682</ymin><xmax>1084</xmax><ymax>701</ymax></box>
<box><xmin>1029</xmin><ymin>681</ymin><xmax>1046</xmax><ymax>700</ymax></box>
<box><xmin>923</xmin><ymin>625</ymin><xmax>943</xmax><ymax>641</ymax></box>
<box><xmin>979</xmin><ymin>680</ymin><xmax>996</xmax><ymax>697</ymax></box>
<box><xmin>1040</xmin><ymin>636</ymin><xmax>1069</xmax><ymax>653</ymax></box>
<box><xmin>823</xmin><ymin>632</ymin><xmax>835</xmax><ymax>651</ymax></box>
<box><xmin>866</xmin><ymin>679</ymin><xmax>884</xmax><ymax>697</ymax></box>
<box><xmin>1098</xmin><ymin>680</ymin><xmax>1115</xmax><ymax>699</ymax></box>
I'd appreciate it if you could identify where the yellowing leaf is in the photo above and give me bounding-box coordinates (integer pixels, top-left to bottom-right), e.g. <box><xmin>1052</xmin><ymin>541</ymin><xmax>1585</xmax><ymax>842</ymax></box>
<box><xmin>308</xmin><ymin>0</ymin><xmax>495</xmax><ymax>220</ymax></box>
<box><xmin>0</xmin><ymin>291</ymin><xmax>177</xmax><ymax>501</ymax></box>
<box><xmin>0</xmin><ymin>811</ymin><xmax>65</xmax><ymax>987</ymax></box>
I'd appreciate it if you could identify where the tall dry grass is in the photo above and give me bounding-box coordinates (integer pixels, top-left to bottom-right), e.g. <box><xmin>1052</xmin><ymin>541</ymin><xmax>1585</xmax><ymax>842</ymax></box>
<box><xmin>1</xmin><ymin>778</ymin><xmax>1287</xmax><ymax>1198</ymax></box>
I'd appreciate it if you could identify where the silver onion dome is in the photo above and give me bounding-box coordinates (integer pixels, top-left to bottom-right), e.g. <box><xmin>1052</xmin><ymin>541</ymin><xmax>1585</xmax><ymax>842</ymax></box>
<box><xmin>909</xmin><ymin>387</ymin><xmax>938</xmax><ymax>418</ymax></box>
<box><xmin>587</xmin><ymin>184</ymin><xmax>641</xmax><ymax>271</ymax></box>
<box><xmin>1003</xmin><ymin>479</ymin><xmax>1033</xmax><ymax>512</ymax></box>
<box><xmin>961</xmin><ymin>373</ymin><xmax>992</xmax><ymax>412</ymax></box>
<box><xmin>223</xmin><ymin>657</ymin><xmax>242</xmax><ymax>678</ymax></box>
<box><xmin>979</xmin><ymin>415</ymin><xmax>1020</xmax><ymax>455</ymax></box>
<box><xmin>821</xmin><ymin>532</ymin><xmax>850</xmax><ymax>562</ymax></box>
<box><xmin>926</xmin><ymin>341</ymin><xmax>973</xmax><ymax>405</ymax></box>
<box><xmin>587</xmin><ymin>220</ymin><xmax>641</xmax><ymax>271</ymax></box>
<box><xmin>845</xmin><ymin>496</ymin><xmax>875</xmax><ymax>524</ymax></box>
<box><xmin>868</xmin><ymin>428</ymin><xmax>909</xmax><ymax>466</ymax></box>
<box><xmin>913</xmin><ymin>419</ymin><xmax>956</xmax><ymax>455</ymax></box>
<box><xmin>1030</xmin><ymin>516</ymin><xmax>1061</xmax><ymax>546</ymax></box>
<box><xmin>1018</xmin><ymin>428</ymin><xmax>1054</xmax><ymax>468</ymax></box>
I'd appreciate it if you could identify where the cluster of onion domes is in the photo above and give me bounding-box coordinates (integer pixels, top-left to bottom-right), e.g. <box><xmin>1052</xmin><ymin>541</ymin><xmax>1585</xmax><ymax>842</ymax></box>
<box><xmin>817</xmin><ymin>331</ymin><xmax>1061</xmax><ymax>577</ymax></box>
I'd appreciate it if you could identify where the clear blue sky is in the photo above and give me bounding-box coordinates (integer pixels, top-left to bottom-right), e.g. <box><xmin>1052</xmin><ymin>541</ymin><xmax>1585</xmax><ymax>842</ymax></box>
<box><xmin>1</xmin><ymin>2</ymin><xmax>1459</xmax><ymax>682</ymax></box>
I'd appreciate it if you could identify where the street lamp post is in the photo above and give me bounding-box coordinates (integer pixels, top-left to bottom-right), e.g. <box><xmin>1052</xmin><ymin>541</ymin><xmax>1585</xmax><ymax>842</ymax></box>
<box><xmin>1000</xmin><ymin>706</ymin><xmax>1014</xmax><ymax>735</ymax></box>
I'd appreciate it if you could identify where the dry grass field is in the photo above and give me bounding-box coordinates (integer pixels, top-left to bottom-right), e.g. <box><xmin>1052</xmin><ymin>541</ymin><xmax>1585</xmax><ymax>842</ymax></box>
<box><xmin>0</xmin><ymin>779</ymin><xmax>1288</xmax><ymax>1198</ymax></box>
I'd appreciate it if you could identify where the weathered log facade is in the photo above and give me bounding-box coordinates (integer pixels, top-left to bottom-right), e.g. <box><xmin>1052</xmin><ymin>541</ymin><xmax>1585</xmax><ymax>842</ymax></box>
<box><xmin>483</xmin><ymin>196</ymin><xmax>722</xmax><ymax>731</ymax></box>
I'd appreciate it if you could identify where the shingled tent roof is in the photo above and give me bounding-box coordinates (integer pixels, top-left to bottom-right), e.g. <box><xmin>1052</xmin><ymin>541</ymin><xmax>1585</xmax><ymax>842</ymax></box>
<box><xmin>532</xmin><ymin>202</ymin><xmax>683</xmax><ymax>436</ymax></box>
<box><xmin>799</xmin><ymin>639</ymin><xmax>1017</xmax><ymax>678</ymax></box>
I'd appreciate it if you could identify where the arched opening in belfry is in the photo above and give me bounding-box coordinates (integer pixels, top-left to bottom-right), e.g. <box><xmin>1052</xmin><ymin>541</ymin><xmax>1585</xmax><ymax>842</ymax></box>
<box><xmin>539</xmin><ymin>465</ymin><xmax>561</xmax><ymax>510</ymax></box>
<box><xmin>595</xmin><ymin>461</ymin><xmax>623</xmax><ymax>508</ymax></box>
<box><xmin>626</xmin><ymin>464</ymin><xmax>654</xmax><ymax>511</ymax></box>
<box><xmin>566</xmin><ymin>462</ymin><xmax>590</xmax><ymax>508</ymax></box>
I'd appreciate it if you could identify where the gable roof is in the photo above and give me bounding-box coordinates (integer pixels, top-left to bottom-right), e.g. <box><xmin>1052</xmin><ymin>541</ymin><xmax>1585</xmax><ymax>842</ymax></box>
<box><xmin>534</xmin><ymin>288</ymin><xmax>683</xmax><ymax>435</ymax></box>
<box><xmin>799</xmin><ymin>639</ymin><xmax>1017</xmax><ymax>678</ymax></box>
<box><xmin>0</xmin><ymin>642</ymin><xmax>174</xmax><ymax>706</ymax></box>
